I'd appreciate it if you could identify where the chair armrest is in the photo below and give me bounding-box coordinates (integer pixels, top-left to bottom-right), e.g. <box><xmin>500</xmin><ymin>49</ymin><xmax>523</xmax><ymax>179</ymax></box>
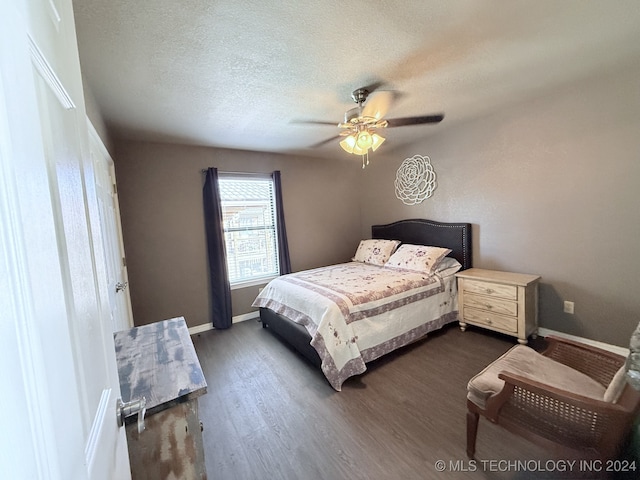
<box><xmin>543</xmin><ymin>335</ymin><xmax>626</xmax><ymax>386</ymax></box>
<box><xmin>497</xmin><ymin>371</ymin><xmax>629</xmax><ymax>413</ymax></box>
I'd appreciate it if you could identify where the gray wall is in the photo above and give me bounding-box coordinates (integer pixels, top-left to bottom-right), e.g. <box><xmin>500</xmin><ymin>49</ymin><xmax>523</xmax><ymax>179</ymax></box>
<box><xmin>360</xmin><ymin>61</ymin><xmax>640</xmax><ymax>347</ymax></box>
<box><xmin>114</xmin><ymin>59</ymin><xmax>639</xmax><ymax>346</ymax></box>
<box><xmin>114</xmin><ymin>141</ymin><xmax>362</xmax><ymax>327</ymax></box>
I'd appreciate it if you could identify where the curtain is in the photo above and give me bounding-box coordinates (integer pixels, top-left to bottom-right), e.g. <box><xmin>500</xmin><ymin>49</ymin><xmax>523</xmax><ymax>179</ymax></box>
<box><xmin>202</xmin><ymin>168</ymin><xmax>233</xmax><ymax>329</ymax></box>
<box><xmin>272</xmin><ymin>170</ymin><xmax>291</xmax><ymax>275</ymax></box>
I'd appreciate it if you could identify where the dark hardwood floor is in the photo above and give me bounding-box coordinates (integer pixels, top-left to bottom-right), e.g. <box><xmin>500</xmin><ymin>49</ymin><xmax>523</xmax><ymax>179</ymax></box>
<box><xmin>191</xmin><ymin>320</ymin><xmax>607</xmax><ymax>480</ymax></box>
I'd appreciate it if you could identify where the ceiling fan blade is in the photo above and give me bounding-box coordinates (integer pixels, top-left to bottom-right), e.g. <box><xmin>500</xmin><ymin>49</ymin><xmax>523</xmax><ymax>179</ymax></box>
<box><xmin>310</xmin><ymin>135</ymin><xmax>342</xmax><ymax>148</ymax></box>
<box><xmin>385</xmin><ymin>114</ymin><xmax>444</xmax><ymax>127</ymax></box>
<box><xmin>361</xmin><ymin>90</ymin><xmax>398</xmax><ymax>120</ymax></box>
<box><xmin>291</xmin><ymin>119</ymin><xmax>339</xmax><ymax>126</ymax></box>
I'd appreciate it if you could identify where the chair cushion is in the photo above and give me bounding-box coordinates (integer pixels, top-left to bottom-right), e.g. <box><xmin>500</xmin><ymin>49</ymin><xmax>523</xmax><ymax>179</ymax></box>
<box><xmin>467</xmin><ymin>345</ymin><xmax>607</xmax><ymax>409</ymax></box>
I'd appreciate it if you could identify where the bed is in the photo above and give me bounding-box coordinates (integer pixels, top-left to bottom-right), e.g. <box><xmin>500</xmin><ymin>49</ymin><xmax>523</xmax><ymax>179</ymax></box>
<box><xmin>252</xmin><ymin>218</ymin><xmax>472</xmax><ymax>390</ymax></box>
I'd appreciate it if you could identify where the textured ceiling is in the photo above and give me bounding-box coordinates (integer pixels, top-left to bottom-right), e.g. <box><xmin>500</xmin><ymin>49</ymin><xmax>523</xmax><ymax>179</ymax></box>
<box><xmin>73</xmin><ymin>0</ymin><xmax>640</xmax><ymax>159</ymax></box>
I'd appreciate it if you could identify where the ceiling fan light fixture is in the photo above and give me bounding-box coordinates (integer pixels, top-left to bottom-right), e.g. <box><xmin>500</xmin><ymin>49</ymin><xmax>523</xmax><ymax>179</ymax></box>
<box><xmin>339</xmin><ymin>135</ymin><xmax>357</xmax><ymax>153</ymax></box>
<box><xmin>352</xmin><ymin>142</ymin><xmax>367</xmax><ymax>156</ymax></box>
<box><xmin>356</xmin><ymin>130</ymin><xmax>372</xmax><ymax>149</ymax></box>
<box><xmin>340</xmin><ymin>128</ymin><xmax>385</xmax><ymax>157</ymax></box>
<box><xmin>371</xmin><ymin>133</ymin><xmax>385</xmax><ymax>151</ymax></box>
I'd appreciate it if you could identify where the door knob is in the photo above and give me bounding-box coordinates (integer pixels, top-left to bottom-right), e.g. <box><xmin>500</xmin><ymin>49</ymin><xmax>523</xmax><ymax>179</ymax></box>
<box><xmin>117</xmin><ymin>397</ymin><xmax>146</xmax><ymax>433</ymax></box>
<box><xmin>115</xmin><ymin>281</ymin><xmax>128</xmax><ymax>293</ymax></box>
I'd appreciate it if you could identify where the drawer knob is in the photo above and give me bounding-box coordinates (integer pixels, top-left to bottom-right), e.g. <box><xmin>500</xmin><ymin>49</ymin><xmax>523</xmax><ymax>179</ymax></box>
<box><xmin>485</xmin><ymin>288</ymin><xmax>494</xmax><ymax>294</ymax></box>
<box><xmin>486</xmin><ymin>318</ymin><xmax>492</xmax><ymax>325</ymax></box>
<box><xmin>485</xmin><ymin>304</ymin><xmax>493</xmax><ymax>309</ymax></box>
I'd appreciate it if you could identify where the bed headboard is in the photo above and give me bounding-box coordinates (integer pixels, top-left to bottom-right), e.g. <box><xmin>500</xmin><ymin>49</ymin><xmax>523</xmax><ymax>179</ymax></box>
<box><xmin>372</xmin><ymin>219</ymin><xmax>472</xmax><ymax>271</ymax></box>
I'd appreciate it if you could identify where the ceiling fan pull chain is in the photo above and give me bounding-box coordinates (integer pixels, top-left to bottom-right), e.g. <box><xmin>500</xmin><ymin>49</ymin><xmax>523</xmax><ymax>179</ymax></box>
<box><xmin>362</xmin><ymin>152</ymin><xmax>370</xmax><ymax>169</ymax></box>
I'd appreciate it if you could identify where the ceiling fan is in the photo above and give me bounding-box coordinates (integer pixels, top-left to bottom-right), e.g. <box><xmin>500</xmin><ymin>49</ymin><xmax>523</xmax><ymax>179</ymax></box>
<box><xmin>299</xmin><ymin>85</ymin><xmax>444</xmax><ymax>167</ymax></box>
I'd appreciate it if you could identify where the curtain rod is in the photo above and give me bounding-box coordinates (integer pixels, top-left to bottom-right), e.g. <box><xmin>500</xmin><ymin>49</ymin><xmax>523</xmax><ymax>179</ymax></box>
<box><xmin>200</xmin><ymin>169</ymin><xmax>272</xmax><ymax>176</ymax></box>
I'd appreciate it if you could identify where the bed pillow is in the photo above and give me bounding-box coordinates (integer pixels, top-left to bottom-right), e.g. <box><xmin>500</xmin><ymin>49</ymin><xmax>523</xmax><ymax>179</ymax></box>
<box><xmin>352</xmin><ymin>239</ymin><xmax>401</xmax><ymax>266</ymax></box>
<box><xmin>433</xmin><ymin>257</ymin><xmax>462</xmax><ymax>276</ymax></box>
<box><xmin>385</xmin><ymin>244</ymin><xmax>452</xmax><ymax>274</ymax></box>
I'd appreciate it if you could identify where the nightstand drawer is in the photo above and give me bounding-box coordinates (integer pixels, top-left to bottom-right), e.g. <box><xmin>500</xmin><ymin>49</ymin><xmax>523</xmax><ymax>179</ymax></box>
<box><xmin>463</xmin><ymin>307</ymin><xmax>518</xmax><ymax>333</ymax></box>
<box><xmin>463</xmin><ymin>294</ymin><xmax>518</xmax><ymax>317</ymax></box>
<box><xmin>463</xmin><ymin>279</ymin><xmax>517</xmax><ymax>300</ymax></box>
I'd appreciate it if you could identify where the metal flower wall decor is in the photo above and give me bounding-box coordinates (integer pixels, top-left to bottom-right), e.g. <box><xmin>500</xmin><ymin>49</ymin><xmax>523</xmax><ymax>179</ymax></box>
<box><xmin>394</xmin><ymin>155</ymin><xmax>437</xmax><ymax>205</ymax></box>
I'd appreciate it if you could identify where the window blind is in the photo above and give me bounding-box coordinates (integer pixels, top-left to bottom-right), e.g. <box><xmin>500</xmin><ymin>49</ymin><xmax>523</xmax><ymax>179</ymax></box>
<box><xmin>218</xmin><ymin>176</ymin><xmax>279</xmax><ymax>285</ymax></box>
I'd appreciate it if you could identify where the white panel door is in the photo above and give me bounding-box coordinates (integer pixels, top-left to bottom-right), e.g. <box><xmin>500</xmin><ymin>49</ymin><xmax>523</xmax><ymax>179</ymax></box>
<box><xmin>0</xmin><ymin>0</ymin><xmax>131</xmax><ymax>478</ymax></box>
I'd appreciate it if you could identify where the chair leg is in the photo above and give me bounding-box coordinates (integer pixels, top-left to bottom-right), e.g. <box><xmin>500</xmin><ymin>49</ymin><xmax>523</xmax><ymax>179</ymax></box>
<box><xmin>467</xmin><ymin>410</ymin><xmax>479</xmax><ymax>458</ymax></box>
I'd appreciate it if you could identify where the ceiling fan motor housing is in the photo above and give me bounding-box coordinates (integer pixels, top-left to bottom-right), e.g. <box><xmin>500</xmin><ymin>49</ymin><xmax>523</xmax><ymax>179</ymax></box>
<box><xmin>344</xmin><ymin>107</ymin><xmax>362</xmax><ymax>123</ymax></box>
<box><xmin>351</xmin><ymin>88</ymin><xmax>370</xmax><ymax>104</ymax></box>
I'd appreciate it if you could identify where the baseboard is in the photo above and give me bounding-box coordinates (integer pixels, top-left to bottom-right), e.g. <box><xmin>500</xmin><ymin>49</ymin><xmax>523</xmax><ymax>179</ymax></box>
<box><xmin>538</xmin><ymin>327</ymin><xmax>629</xmax><ymax>357</ymax></box>
<box><xmin>188</xmin><ymin>311</ymin><xmax>260</xmax><ymax>335</ymax></box>
<box><xmin>188</xmin><ymin>323</ymin><xmax>214</xmax><ymax>335</ymax></box>
<box><xmin>232</xmin><ymin>311</ymin><xmax>260</xmax><ymax>324</ymax></box>
<box><xmin>188</xmin><ymin>318</ymin><xmax>629</xmax><ymax>357</ymax></box>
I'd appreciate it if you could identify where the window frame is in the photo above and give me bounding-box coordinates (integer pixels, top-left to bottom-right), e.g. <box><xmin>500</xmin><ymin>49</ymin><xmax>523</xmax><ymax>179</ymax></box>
<box><xmin>217</xmin><ymin>172</ymin><xmax>280</xmax><ymax>289</ymax></box>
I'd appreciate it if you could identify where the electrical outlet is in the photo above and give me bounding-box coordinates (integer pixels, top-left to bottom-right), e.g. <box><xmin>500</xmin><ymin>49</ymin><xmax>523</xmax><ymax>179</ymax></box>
<box><xmin>563</xmin><ymin>301</ymin><xmax>575</xmax><ymax>314</ymax></box>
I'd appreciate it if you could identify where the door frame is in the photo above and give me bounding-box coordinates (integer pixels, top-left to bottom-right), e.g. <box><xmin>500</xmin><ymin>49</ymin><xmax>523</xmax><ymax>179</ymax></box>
<box><xmin>88</xmin><ymin>121</ymin><xmax>134</xmax><ymax>331</ymax></box>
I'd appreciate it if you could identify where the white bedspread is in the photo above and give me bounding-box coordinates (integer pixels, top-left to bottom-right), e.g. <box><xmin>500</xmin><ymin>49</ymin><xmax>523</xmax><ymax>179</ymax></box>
<box><xmin>252</xmin><ymin>262</ymin><xmax>458</xmax><ymax>390</ymax></box>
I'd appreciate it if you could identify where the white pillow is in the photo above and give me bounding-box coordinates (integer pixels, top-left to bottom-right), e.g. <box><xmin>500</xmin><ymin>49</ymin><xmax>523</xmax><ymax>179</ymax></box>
<box><xmin>352</xmin><ymin>239</ymin><xmax>401</xmax><ymax>266</ymax></box>
<box><xmin>384</xmin><ymin>244</ymin><xmax>452</xmax><ymax>274</ymax></box>
<box><xmin>433</xmin><ymin>257</ymin><xmax>462</xmax><ymax>276</ymax></box>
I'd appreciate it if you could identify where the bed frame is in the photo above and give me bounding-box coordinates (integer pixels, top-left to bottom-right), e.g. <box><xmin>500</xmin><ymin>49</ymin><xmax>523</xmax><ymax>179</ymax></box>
<box><xmin>260</xmin><ymin>218</ymin><xmax>473</xmax><ymax>369</ymax></box>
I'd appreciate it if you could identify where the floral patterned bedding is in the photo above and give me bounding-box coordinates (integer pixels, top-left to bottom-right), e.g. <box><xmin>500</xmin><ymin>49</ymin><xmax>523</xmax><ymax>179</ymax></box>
<box><xmin>252</xmin><ymin>262</ymin><xmax>459</xmax><ymax>390</ymax></box>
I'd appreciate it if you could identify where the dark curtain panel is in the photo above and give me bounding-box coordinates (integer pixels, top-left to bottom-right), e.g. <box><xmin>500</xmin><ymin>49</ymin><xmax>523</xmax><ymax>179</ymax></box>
<box><xmin>203</xmin><ymin>168</ymin><xmax>233</xmax><ymax>329</ymax></box>
<box><xmin>272</xmin><ymin>170</ymin><xmax>291</xmax><ymax>275</ymax></box>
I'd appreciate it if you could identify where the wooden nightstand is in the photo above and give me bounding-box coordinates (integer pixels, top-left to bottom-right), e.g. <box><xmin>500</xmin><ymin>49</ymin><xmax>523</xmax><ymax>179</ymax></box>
<box><xmin>455</xmin><ymin>268</ymin><xmax>540</xmax><ymax>344</ymax></box>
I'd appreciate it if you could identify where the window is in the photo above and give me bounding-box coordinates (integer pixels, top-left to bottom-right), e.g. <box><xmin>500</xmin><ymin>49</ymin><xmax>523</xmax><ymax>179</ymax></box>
<box><xmin>218</xmin><ymin>175</ymin><xmax>279</xmax><ymax>286</ymax></box>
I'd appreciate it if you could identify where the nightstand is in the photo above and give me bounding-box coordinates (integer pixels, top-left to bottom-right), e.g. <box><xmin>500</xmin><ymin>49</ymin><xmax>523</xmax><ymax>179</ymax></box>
<box><xmin>455</xmin><ymin>268</ymin><xmax>540</xmax><ymax>344</ymax></box>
